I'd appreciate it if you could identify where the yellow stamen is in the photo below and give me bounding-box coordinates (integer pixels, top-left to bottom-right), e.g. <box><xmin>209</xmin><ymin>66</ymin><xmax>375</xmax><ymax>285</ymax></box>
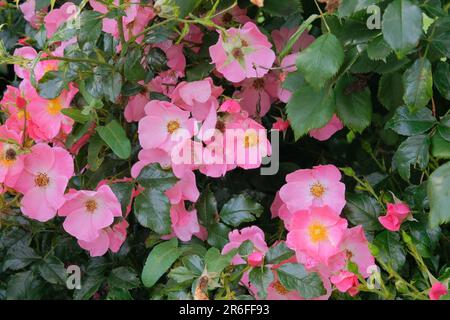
<box><xmin>167</xmin><ymin>120</ymin><xmax>180</xmax><ymax>134</ymax></box>
<box><xmin>34</xmin><ymin>172</ymin><xmax>50</xmax><ymax>187</ymax></box>
<box><xmin>244</xmin><ymin>132</ymin><xmax>259</xmax><ymax>148</ymax></box>
<box><xmin>310</xmin><ymin>182</ymin><xmax>325</xmax><ymax>198</ymax></box>
<box><xmin>47</xmin><ymin>99</ymin><xmax>63</xmax><ymax>116</ymax></box>
<box><xmin>17</xmin><ymin>109</ymin><xmax>30</xmax><ymax>120</ymax></box>
<box><xmin>0</xmin><ymin>147</ymin><xmax>17</xmax><ymax>167</ymax></box>
<box><xmin>308</xmin><ymin>222</ymin><xmax>328</xmax><ymax>243</ymax></box>
<box><xmin>85</xmin><ymin>199</ymin><xmax>98</xmax><ymax>213</ymax></box>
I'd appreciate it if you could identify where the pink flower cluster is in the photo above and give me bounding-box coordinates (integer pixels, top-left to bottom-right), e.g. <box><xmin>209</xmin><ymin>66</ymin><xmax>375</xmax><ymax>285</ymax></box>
<box><xmin>131</xmin><ymin>77</ymin><xmax>272</xmax><ymax>242</ymax></box>
<box><xmin>269</xmin><ymin>165</ymin><xmax>376</xmax><ymax>297</ymax></box>
<box><xmin>0</xmin><ymin>140</ymin><xmax>127</xmax><ymax>257</ymax></box>
<box><xmin>3</xmin><ymin>45</ymin><xmax>77</xmax><ymax>142</ymax></box>
<box><xmin>378</xmin><ymin>202</ymin><xmax>411</xmax><ymax>232</ymax></box>
<box><xmin>0</xmin><ymin>3</ymin><xmax>130</xmax><ymax>257</ymax></box>
<box><xmin>222</xmin><ymin>226</ymin><xmax>332</xmax><ymax>300</ymax></box>
<box><xmin>59</xmin><ymin>185</ymin><xmax>126</xmax><ymax>257</ymax></box>
<box><xmin>90</xmin><ymin>0</ymin><xmax>155</xmax><ymax>45</ymax></box>
<box><xmin>207</xmin><ymin>19</ymin><xmax>344</xmax><ymax>140</ymax></box>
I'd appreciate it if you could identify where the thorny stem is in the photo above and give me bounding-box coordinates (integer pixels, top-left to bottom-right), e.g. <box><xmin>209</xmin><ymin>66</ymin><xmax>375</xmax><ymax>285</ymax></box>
<box><xmin>314</xmin><ymin>0</ymin><xmax>331</xmax><ymax>33</ymax></box>
<box><xmin>376</xmin><ymin>258</ymin><xmax>428</xmax><ymax>299</ymax></box>
<box><xmin>209</xmin><ymin>1</ymin><xmax>237</xmax><ymax>19</ymax></box>
<box><xmin>127</xmin><ymin>18</ymin><xmax>176</xmax><ymax>44</ymax></box>
<box><xmin>41</xmin><ymin>55</ymin><xmax>114</xmax><ymax>68</ymax></box>
<box><xmin>117</xmin><ymin>0</ymin><xmax>126</xmax><ymax>45</ymax></box>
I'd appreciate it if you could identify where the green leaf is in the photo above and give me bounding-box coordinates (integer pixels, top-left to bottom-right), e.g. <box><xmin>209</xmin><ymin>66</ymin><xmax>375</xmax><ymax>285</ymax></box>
<box><xmin>206</xmin><ymin>222</ymin><xmax>231</xmax><ymax>250</ymax></box>
<box><xmin>204</xmin><ymin>247</ymin><xmax>235</xmax><ymax>276</ymax></box>
<box><xmin>265</xmin><ymin>242</ymin><xmax>295</xmax><ymax>265</ymax></box>
<box><xmin>123</xmin><ymin>48</ymin><xmax>146</xmax><ymax>82</ymax></box>
<box><xmin>141</xmin><ymin>238</ymin><xmax>181</xmax><ymax>288</ymax></box>
<box><xmin>335</xmin><ymin>75</ymin><xmax>372</xmax><ymax>133</ymax></box>
<box><xmin>86</xmin><ymin>257</ymin><xmax>110</xmax><ymax>277</ymax></box>
<box><xmin>238</xmin><ymin>240</ymin><xmax>254</xmax><ymax>257</ymax></box>
<box><xmin>109</xmin><ymin>182</ymin><xmax>133</xmax><ymax>215</ymax></box>
<box><xmin>402</xmin><ymin>58</ymin><xmax>433</xmax><ymax>110</ymax></box>
<box><xmin>168</xmin><ymin>266</ymin><xmax>197</xmax><ymax>283</ymax></box>
<box><xmin>136</xmin><ymin>163</ymin><xmax>178</xmax><ymax>189</ymax></box>
<box><xmin>373</xmin><ymin>231</ymin><xmax>406</xmax><ymax>271</ymax></box>
<box><xmin>378</xmin><ymin>72</ymin><xmax>405</xmax><ymax>110</ymax></box>
<box><xmin>344</xmin><ymin>193</ymin><xmax>383</xmax><ymax>232</ymax></box>
<box><xmin>263</xmin><ymin>0</ymin><xmax>302</xmax><ymax>17</ymax></box>
<box><xmin>367</xmin><ymin>35</ymin><xmax>392</xmax><ymax>61</ymax></box>
<box><xmin>279</xmin><ymin>14</ymin><xmax>318</xmax><ymax>59</ymax></box>
<box><xmin>182</xmin><ymin>255</ymin><xmax>204</xmax><ymax>275</ymax></box>
<box><xmin>296</xmin><ymin>33</ymin><xmax>344</xmax><ymax>89</ymax></box>
<box><xmin>96</xmin><ymin>119</ymin><xmax>131</xmax><ymax>160</ymax></box>
<box><xmin>385</xmin><ymin>106</ymin><xmax>436</xmax><ymax>136</ymax></box>
<box><xmin>61</xmin><ymin>108</ymin><xmax>91</xmax><ymax>123</ymax></box>
<box><xmin>338</xmin><ymin>0</ymin><xmax>377</xmax><ymax>17</ymax></box>
<box><xmin>407</xmin><ymin>218</ymin><xmax>441</xmax><ymax>258</ymax></box>
<box><xmin>0</xmin><ymin>228</ymin><xmax>31</xmax><ymax>251</ymax></box>
<box><xmin>108</xmin><ymin>267</ymin><xmax>140</xmax><ymax>290</ymax></box>
<box><xmin>37</xmin><ymin>70</ymin><xmax>66</xmax><ymax>99</ymax></box>
<box><xmin>174</xmin><ymin>0</ymin><xmax>202</xmax><ymax>18</ymax></box>
<box><xmin>37</xmin><ymin>256</ymin><xmax>66</xmax><ymax>285</ymax></box>
<box><xmin>74</xmin><ymin>275</ymin><xmax>105</xmax><ymax>300</ymax></box>
<box><xmin>3</xmin><ymin>243</ymin><xmax>40</xmax><ymax>271</ymax></box>
<box><xmin>431</xmin><ymin>131</ymin><xmax>450</xmax><ymax>159</ymax></box>
<box><xmin>146</xmin><ymin>47</ymin><xmax>169</xmax><ymax>73</ymax></box>
<box><xmin>428</xmin><ymin>162</ymin><xmax>450</xmax><ymax>227</ymax></box>
<box><xmin>144</xmin><ymin>25</ymin><xmax>174</xmax><ymax>44</ymax></box>
<box><xmin>392</xmin><ymin>134</ymin><xmax>430</xmax><ymax>181</ymax></box>
<box><xmin>434</xmin><ymin>61</ymin><xmax>450</xmax><ymax>100</ymax></box>
<box><xmin>134</xmin><ymin>164</ymin><xmax>177</xmax><ymax>234</ymax></box>
<box><xmin>186</xmin><ymin>63</ymin><xmax>214</xmax><ymax>82</ymax></box>
<box><xmin>102</xmin><ymin>69</ymin><xmax>123</xmax><ymax>103</ymax></box>
<box><xmin>195</xmin><ymin>188</ymin><xmax>218</xmax><ymax>227</ymax></box>
<box><xmin>382</xmin><ymin>0</ymin><xmax>423</xmax><ymax>58</ymax></box>
<box><xmin>87</xmin><ymin>134</ymin><xmax>105</xmax><ymax>171</ymax></box>
<box><xmin>36</xmin><ymin>0</ymin><xmax>51</xmax><ymax>11</ymax></box>
<box><xmin>437</xmin><ymin>115</ymin><xmax>450</xmax><ymax>142</ymax></box>
<box><xmin>77</xmin><ymin>11</ymin><xmax>102</xmax><ymax>46</ymax></box>
<box><xmin>428</xmin><ymin>16</ymin><xmax>450</xmax><ymax>58</ymax></box>
<box><xmin>352</xmin><ymin>52</ymin><xmax>410</xmax><ymax>75</ymax></box>
<box><xmin>65</xmin><ymin>121</ymin><xmax>93</xmax><ymax>149</ymax></box>
<box><xmin>277</xmin><ymin>263</ymin><xmax>326</xmax><ymax>299</ymax></box>
<box><xmin>106</xmin><ymin>287</ymin><xmax>133</xmax><ymax>300</ymax></box>
<box><xmin>49</xmin><ymin>19</ymin><xmax>78</xmax><ymax>43</ymax></box>
<box><xmin>282</xmin><ymin>70</ymin><xmax>304</xmax><ymax>92</ymax></box>
<box><xmin>7</xmin><ymin>271</ymin><xmax>44</xmax><ymax>300</ymax></box>
<box><xmin>249</xmin><ymin>266</ymin><xmax>274</xmax><ymax>299</ymax></box>
<box><xmin>220</xmin><ymin>194</ymin><xmax>263</xmax><ymax>227</ymax></box>
<box><xmin>286</xmin><ymin>83</ymin><xmax>335</xmax><ymax>140</ymax></box>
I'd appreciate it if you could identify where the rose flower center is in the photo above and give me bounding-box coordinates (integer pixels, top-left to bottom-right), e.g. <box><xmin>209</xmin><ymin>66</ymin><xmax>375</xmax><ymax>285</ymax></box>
<box><xmin>47</xmin><ymin>99</ymin><xmax>63</xmax><ymax>116</ymax></box>
<box><xmin>310</xmin><ymin>182</ymin><xmax>325</xmax><ymax>198</ymax></box>
<box><xmin>85</xmin><ymin>199</ymin><xmax>98</xmax><ymax>213</ymax></box>
<box><xmin>167</xmin><ymin>120</ymin><xmax>180</xmax><ymax>134</ymax></box>
<box><xmin>35</xmin><ymin>173</ymin><xmax>50</xmax><ymax>187</ymax></box>
<box><xmin>231</xmin><ymin>47</ymin><xmax>244</xmax><ymax>59</ymax></box>
<box><xmin>5</xmin><ymin>148</ymin><xmax>17</xmax><ymax>161</ymax></box>
<box><xmin>308</xmin><ymin>223</ymin><xmax>328</xmax><ymax>243</ymax></box>
<box><xmin>244</xmin><ymin>132</ymin><xmax>259</xmax><ymax>148</ymax></box>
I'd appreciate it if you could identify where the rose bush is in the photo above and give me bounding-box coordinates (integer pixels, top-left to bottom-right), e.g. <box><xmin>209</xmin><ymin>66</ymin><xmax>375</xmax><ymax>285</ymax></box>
<box><xmin>0</xmin><ymin>0</ymin><xmax>449</xmax><ymax>300</ymax></box>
